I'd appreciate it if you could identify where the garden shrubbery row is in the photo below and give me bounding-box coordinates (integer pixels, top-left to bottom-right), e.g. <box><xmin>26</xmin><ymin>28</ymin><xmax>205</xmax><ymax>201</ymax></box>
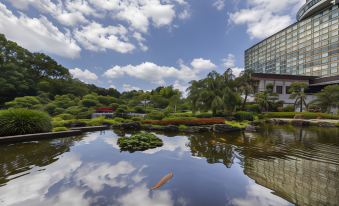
<box><xmin>264</xmin><ymin>112</ymin><xmax>339</xmax><ymax>120</ymax></box>
<box><xmin>142</xmin><ymin>118</ymin><xmax>225</xmax><ymax>126</ymax></box>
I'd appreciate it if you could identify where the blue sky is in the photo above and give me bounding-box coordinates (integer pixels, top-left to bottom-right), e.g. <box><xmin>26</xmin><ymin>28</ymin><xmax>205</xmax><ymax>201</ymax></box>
<box><xmin>0</xmin><ymin>0</ymin><xmax>305</xmax><ymax>92</ymax></box>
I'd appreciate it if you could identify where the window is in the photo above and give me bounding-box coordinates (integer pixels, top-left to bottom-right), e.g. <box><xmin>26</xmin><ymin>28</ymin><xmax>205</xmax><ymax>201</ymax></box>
<box><xmin>276</xmin><ymin>86</ymin><xmax>283</xmax><ymax>94</ymax></box>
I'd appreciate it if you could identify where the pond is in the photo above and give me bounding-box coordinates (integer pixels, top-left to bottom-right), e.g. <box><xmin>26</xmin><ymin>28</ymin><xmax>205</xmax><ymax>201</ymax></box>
<box><xmin>0</xmin><ymin>125</ymin><xmax>338</xmax><ymax>206</ymax></box>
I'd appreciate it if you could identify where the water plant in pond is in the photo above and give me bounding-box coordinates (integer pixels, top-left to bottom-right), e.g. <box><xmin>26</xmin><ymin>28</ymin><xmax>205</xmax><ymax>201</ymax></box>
<box><xmin>0</xmin><ymin>109</ymin><xmax>52</xmax><ymax>136</ymax></box>
<box><xmin>117</xmin><ymin>132</ymin><xmax>163</xmax><ymax>152</ymax></box>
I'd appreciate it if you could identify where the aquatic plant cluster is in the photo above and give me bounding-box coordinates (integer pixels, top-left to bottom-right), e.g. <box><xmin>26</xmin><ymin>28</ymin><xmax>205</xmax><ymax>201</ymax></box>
<box><xmin>117</xmin><ymin>132</ymin><xmax>163</xmax><ymax>152</ymax></box>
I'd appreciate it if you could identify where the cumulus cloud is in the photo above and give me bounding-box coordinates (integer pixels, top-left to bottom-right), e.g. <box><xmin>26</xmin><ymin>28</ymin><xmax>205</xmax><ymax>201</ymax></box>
<box><xmin>0</xmin><ymin>3</ymin><xmax>81</xmax><ymax>58</ymax></box>
<box><xmin>191</xmin><ymin>58</ymin><xmax>217</xmax><ymax>70</ymax></box>
<box><xmin>229</xmin><ymin>0</ymin><xmax>304</xmax><ymax>39</ymax></box>
<box><xmin>103</xmin><ymin>58</ymin><xmax>217</xmax><ymax>86</ymax></box>
<box><xmin>69</xmin><ymin>68</ymin><xmax>98</xmax><ymax>81</ymax></box>
<box><xmin>74</xmin><ymin>22</ymin><xmax>135</xmax><ymax>53</ymax></box>
<box><xmin>6</xmin><ymin>0</ymin><xmax>189</xmax><ymax>55</ymax></box>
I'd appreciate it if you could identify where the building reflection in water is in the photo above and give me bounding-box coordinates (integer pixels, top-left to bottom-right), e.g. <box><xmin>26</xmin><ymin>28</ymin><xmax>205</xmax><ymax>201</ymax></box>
<box><xmin>188</xmin><ymin>125</ymin><xmax>339</xmax><ymax>206</ymax></box>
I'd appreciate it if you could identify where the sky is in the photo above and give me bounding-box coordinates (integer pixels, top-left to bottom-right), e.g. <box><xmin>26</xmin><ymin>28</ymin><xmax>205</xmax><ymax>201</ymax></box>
<box><xmin>0</xmin><ymin>0</ymin><xmax>305</xmax><ymax>93</ymax></box>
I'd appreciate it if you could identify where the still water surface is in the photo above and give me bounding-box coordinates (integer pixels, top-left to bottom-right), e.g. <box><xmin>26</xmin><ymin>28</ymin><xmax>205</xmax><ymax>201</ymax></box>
<box><xmin>0</xmin><ymin>125</ymin><xmax>338</xmax><ymax>206</ymax></box>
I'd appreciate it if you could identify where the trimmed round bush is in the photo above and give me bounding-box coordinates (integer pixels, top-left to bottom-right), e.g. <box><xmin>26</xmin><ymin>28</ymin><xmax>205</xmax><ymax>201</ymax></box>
<box><xmin>0</xmin><ymin>109</ymin><xmax>52</xmax><ymax>136</ymax></box>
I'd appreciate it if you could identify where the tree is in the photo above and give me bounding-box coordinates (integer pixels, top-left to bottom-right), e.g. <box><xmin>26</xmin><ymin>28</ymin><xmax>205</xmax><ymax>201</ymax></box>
<box><xmin>236</xmin><ymin>69</ymin><xmax>256</xmax><ymax>110</ymax></box>
<box><xmin>313</xmin><ymin>85</ymin><xmax>339</xmax><ymax>113</ymax></box>
<box><xmin>187</xmin><ymin>69</ymin><xmax>240</xmax><ymax>116</ymax></box>
<box><xmin>289</xmin><ymin>82</ymin><xmax>308</xmax><ymax>112</ymax></box>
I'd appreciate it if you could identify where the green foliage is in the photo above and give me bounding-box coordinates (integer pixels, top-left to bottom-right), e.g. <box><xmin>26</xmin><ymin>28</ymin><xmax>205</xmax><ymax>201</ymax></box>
<box><xmin>194</xmin><ymin>112</ymin><xmax>213</xmax><ymax>118</ymax></box>
<box><xmin>0</xmin><ymin>34</ymin><xmax>120</xmax><ymax>105</ymax></box>
<box><xmin>264</xmin><ymin>112</ymin><xmax>339</xmax><ymax>120</ymax></box>
<box><xmin>52</xmin><ymin>127</ymin><xmax>68</xmax><ymax>132</ymax></box>
<box><xmin>282</xmin><ymin>105</ymin><xmax>295</xmax><ymax>112</ymax></box>
<box><xmin>81</xmin><ymin>99</ymin><xmax>98</xmax><ymax>108</ymax></box>
<box><xmin>187</xmin><ymin>69</ymin><xmax>240</xmax><ymax>115</ymax></box>
<box><xmin>5</xmin><ymin>96</ymin><xmax>42</xmax><ymax>109</ymax></box>
<box><xmin>225</xmin><ymin>121</ymin><xmax>249</xmax><ymax>129</ymax></box>
<box><xmin>313</xmin><ymin>85</ymin><xmax>339</xmax><ymax>113</ymax></box>
<box><xmin>117</xmin><ymin>132</ymin><xmax>163</xmax><ymax>152</ymax></box>
<box><xmin>178</xmin><ymin>125</ymin><xmax>188</xmax><ymax>130</ymax></box>
<box><xmin>131</xmin><ymin>117</ymin><xmax>143</xmax><ymax>122</ymax></box>
<box><xmin>145</xmin><ymin>111</ymin><xmax>166</xmax><ymax>120</ymax></box>
<box><xmin>245</xmin><ymin>104</ymin><xmax>260</xmax><ymax>113</ymax></box>
<box><xmin>234</xmin><ymin>111</ymin><xmax>254</xmax><ymax>121</ymax></box>
<box><xmin>133</xmin><ymin>106</ymin><xmax>146</xmax><ymax>113</ymax></box>
<box><xmin>55</xmin><ymin>113</ymin><xmax>75</xmax><ymax>120</ymax></box>
<box><xmin>289</xmin><ymin>82</ymin><xmax>309</xmax><ymax>112</ymax></box>
<box><xmin>0</xmin><ymin>109</ymin><xmax>52</xmax><ymax>136</ymax></box>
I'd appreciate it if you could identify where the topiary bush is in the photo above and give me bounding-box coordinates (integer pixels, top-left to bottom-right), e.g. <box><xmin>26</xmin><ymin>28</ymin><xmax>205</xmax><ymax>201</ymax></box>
<box><xmin>117</xmin><ymin>132</ymin><xmax>163</xmax><ymax>152</ymax></box>
<box><xmin>0</xmin><ymin>109</ymin><xmax>52</xmax><ymax>136</ymax></box>
<box><xmin>234</xmin><ymin>111</ymin><xmax>254</xmax><ymax>121</ymax></box>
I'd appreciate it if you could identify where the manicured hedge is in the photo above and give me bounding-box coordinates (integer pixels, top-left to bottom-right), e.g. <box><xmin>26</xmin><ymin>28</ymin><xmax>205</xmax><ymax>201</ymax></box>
<box><xmin>142</xmin><ymin>118</ymin><xmax>225</xmax><ymax>126</ymax></box>
<box><xmin>0</xmin><ymin>109</ymin><xmax>52</xmax><ymax>136</ymax></box>
<box><xmin>264</xmin><ymin>112</ymin><xmax>339</xmax><ymax>120</ymax></box>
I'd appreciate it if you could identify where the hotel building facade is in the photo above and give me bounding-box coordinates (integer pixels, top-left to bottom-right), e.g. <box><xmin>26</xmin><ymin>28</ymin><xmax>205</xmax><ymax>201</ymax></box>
<box><xmin>245</xmin><ymin>0</ymin><xmax>339</xmax><ymax>108</ymax></box>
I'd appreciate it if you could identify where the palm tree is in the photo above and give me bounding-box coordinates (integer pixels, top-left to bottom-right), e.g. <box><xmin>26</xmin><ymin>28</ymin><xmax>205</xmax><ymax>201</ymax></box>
<box><xmin>236</xmin><ymin>69</ymin><xmax>256</xmax><ymax>110</ymax></box>
<box><xmin>313</xmin><ymin>85</ymin><xmax>339</xmax><ymax>113</ymax></box>
<box><xmin>288</xmin><ymin>82</ymin><xmax>308</xmax><ymax>112</ymax></box>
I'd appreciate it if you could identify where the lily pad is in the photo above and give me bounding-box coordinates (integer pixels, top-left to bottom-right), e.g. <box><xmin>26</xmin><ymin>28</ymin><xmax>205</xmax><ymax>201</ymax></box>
<box><xmin>117</xmin><ymin>132</ymin><xmax>163</xmax><ymax>152</ymax></box>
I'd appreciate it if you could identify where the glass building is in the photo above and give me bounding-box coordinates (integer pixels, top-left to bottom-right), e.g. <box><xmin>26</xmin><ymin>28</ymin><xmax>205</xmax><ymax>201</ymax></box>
<box><xmin>245</xmin><ymin>0</ymin><xmax>339</xmax><ymax>78</ymax></box>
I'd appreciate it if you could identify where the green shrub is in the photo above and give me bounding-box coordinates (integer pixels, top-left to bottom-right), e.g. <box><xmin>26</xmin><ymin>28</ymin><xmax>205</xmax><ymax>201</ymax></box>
<box><xmin>131</xmin><ymin>117</ymin><xmax>143</xmax><ymax>122</ymax></box>
<box><xmin>169</xmin><ymin>112</ymin><xmax>193</xmax><ymax>118</ymax></box>
<box><xmin>245</xmin><ymin>104</ymin><xmax>260</xmax><ymax>113</ymax></box>
<box><xmin>163</xmin><ymin>116</ymin><xmax>196</xmax><ymax>121</ymax></box>
<box><xmin>195</xmin><ymin>112</ymin><xmax>213</xmax><ymax>118</ymax></box>
<box><xmin>264</xmin><ymin>112</ymin><xmax>339</xmax><ymax>120</ymax></box>
<box><xmin>0</xmin><ymin>109</ymin><xmax>52</xmax><ymax>136</ymax></box>
<box><xmin>178</xmin><ymin>125</ymin><xmax>188</xmax><ymax>130</ymax></box>
<box><xmin>145</xmin><ymin>111</ymin><xmax>165</xmax><ymax>120</ymax></box>
<box><xmin>117</xmin><ymin>132</ymin><xmax>163</xmax><ymax>152</ymax></box>
<box><xmin>282</xmin><ymin>105</ymin><xmax>295</xmax><ymax>112</ymax></box>
<box><xmin>55</xmin><ymin>113</ymin><xmax>75</xmax><ymax>120</ymax></box>
<box><xmin>52</xmin><ymin>127</ymin><xmax>68</xmax><ymax>132</ymax></box>
<box><xmin>234</xmin><ymin>111</ymin><xmax>254</xmax><ymax>121</ymax></box>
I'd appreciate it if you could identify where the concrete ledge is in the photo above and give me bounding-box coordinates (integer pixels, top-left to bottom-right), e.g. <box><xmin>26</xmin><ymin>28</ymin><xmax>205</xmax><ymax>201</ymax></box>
<box><xmin>0</xmin><ymin>130</ymin><xmax>83</xmax><ymax>144</ymax></box>
<box><xmin>0</xmin><ymin>125</ymin><xmax>111</xmax><ymax>144</ymax></box>
<box><xmin>70</xmin><ymin>125</ymin><xmax>110</xmax><ymax>132</ymax></box>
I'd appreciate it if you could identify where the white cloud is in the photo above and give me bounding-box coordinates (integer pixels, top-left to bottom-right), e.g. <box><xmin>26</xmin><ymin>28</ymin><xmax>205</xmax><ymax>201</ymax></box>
<box><xmin>6</xmin><ymin>0</ymin><xmax>190</xmax><ymax>54</ymax></box>
<box><xmin>117</xmin><ymin>184</ymin><xmax>174</xmax><ymax>206</ymax></box>
<box><xmin>74</xmin><ymin>22</ymin><xmax>135</xmax><ymax>53</ymax></box>
<box><xmin>232</xmin><ymin>67</ymin><xmax>244</xmax><ymax>78</ymax></box>
<box><xmin>123</xmin><ymin>84</ymin><xmax>141</xmax><ymax>92</ymax></box>
<box><xmin>213</xmin><ymin>0</ymin><xmax>225</xmax><ymax>11</ymax></box>
<box><xmin>191</xmin><ymin>58</ymin><xmax>217</xmax><ymax>70</ymax></box>
<box><xmin>230</xmin><ymin>0</ymin><xmax>304</xmax><ymax>39</ymax></box>
<box><xmin>0</xmin><ymin>3</ymin><xmax>81</xmax><ymax>58</ymax></box>
<box><xmin>103</xmin><ymin>58</ymin><xmax>216</xmax><ymax>86</ymax></box>
<box><xmin>222</xmin><ymin>54</ymin><xmax>236</xmax><ymax>68</ymax></box>
<box><xmin>69</xmin><ymin>68</ymin><xmax>98</xmax><ymax>81</ymax></box>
